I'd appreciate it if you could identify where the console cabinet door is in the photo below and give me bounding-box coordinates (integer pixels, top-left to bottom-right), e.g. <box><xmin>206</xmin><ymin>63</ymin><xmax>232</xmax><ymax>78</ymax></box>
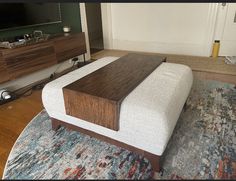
<box><xmin>0</xmin><ymin>55</ymin><xmax>10</xmax><ymax>83</ymax></box>
<box><xmin>3</xmin><ymin>42</ymin><xmax>57</xmax><ymax>79</ymax></box>
<box><xmin>54</xmin><ymin>33</ymin><xmax>86</xmax><ymax>63</ymax></box>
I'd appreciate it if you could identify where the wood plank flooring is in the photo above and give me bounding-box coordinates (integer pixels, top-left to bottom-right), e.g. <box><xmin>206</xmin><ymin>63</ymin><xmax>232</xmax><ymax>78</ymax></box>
<box><xmin>92</xmin><ymin>50</ymin><xmax>236</xmax><ymax>85</ymax></box>
<box><xmin>0</xmin><ymin>49</ymin><xmax>235</xmax><ymax>178</ymax></box>
<box><xmin>92</xmin><ymin>49</ymin><xmax>236</xmax><ymax>76</ymax></box>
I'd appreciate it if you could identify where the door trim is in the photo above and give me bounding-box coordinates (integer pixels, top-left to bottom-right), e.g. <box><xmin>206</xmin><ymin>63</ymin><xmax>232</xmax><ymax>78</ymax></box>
<box><xmin>101</xmin><ymin>3</ymin><xmax>113</xmax><ymax>49</ymax></box>
<box><xmin>203</xmin><ymin>3</ymin><xmax>219</xmax><ymax>56</ymax></box>
<box><xmin>214</xmin><ymin>3</ymin><xmax>228</xmax><ymax>41</ymax></box>
<box><xmin>79</xmin><ymin>3</ymin><xmax>91</xmax><ymax>60</ymax></box>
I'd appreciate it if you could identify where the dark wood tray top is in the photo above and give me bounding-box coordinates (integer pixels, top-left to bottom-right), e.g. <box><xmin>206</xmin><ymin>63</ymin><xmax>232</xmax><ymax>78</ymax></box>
<box><xmin>63</xmin><ymin>53</ymin><xmax>166</xmax><ymax>131</ymax></box>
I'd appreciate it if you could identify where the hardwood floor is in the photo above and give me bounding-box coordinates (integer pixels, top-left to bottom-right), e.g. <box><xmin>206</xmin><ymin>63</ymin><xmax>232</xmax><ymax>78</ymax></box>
<box><xmin>92</xmin><ymin>49</ymin><xmax>236</xmax><ymax>76</ymax></box>
<box><xmin>0</xmin><ymin>90</ymin><xmax>43</xmax><ymax>178</ymax></box>
<box><xmin>0</xmin><ymin>49</ymin><xmax>235</xmax><ymax>178</ymax></box>
<box><xmin>92</xmin><ymin>50</ymin><xmax>236</xmax><ymax>85</ymax></box>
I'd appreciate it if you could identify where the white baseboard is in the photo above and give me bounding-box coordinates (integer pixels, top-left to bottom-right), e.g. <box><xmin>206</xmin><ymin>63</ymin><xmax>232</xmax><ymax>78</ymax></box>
<box><xmin>112</xmin><ymin>39</ymin><xmax>208</xmax><ymax>56</ymax></box>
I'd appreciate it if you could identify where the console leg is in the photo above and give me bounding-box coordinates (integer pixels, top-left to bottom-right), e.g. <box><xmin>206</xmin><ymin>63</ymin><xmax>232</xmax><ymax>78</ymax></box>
<box><xmin>183</xmin><ymin>102</ymin><xmax>188</xmax><ymax>111</ymax></box>
<box><xmin>83</xmin><ymin>54</ymin><xmax>86</xmax><ymax>65</ymax></box>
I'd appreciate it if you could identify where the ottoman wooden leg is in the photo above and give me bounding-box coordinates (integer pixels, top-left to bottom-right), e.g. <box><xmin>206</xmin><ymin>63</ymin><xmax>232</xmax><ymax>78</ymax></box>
<box><xmin>144</xmin><ymin>152</ymin><xmax>161</xmax><ymax>172</ymax></box>
<box><xmin>51</xmin><ymin>118</ymin><xmax>61</xmax><ymax>131</ymax></box>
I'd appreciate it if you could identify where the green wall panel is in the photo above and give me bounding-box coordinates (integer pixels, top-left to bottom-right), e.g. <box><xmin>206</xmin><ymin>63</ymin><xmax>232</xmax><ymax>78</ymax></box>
<box><xmin>0</xmin><ymin>3</ymin><xmax>81</xmax><ymax>40</ymax></box>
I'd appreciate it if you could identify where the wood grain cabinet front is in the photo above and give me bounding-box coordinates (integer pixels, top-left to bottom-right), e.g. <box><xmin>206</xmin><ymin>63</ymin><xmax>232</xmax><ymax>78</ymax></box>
<box><xmin>0</xmin><ymin>56</ymin><xmax>10</xmax><ymax>83</ymax></box>
<box><xmin>54</xmin><ymin>33</ymin><xmax>86</xmax><ymax>63</ymax></box>
<box><xmin>0</xmin><ymin>32</ymin><xmax>86</xmax><ymax>83</ymax></box>
<box><xmin>2</xmin><ymin>42</ymin><xmax>56</xmax><ymax>79</ymax></box>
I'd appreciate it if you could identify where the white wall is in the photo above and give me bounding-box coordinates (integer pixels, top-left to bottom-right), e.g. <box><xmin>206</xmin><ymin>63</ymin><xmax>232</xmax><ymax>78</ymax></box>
<box><xmin>102</xmin><ymin>3</ymin><xmax>219</xmax><ymax>56</ymax></box>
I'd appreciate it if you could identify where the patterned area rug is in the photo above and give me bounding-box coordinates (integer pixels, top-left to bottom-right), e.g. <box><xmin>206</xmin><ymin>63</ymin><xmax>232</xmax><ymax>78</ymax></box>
<box><xmin>3</xmin><ymin>79</ymin><xmax>236</xmax><ymax>179</ymax></box>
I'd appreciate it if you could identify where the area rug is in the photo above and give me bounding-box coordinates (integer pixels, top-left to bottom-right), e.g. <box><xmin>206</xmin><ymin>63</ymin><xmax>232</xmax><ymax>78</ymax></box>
<box><xmin>3</xmin><ymin>79</ymin><xmax>236</xmax><ymax>179</ymax></box>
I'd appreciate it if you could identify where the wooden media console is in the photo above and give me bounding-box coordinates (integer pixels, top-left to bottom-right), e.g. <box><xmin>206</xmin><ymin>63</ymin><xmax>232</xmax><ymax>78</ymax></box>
<box><xmin>0</xmin><ymin>32</ymin><xmax>86</xmax><ymax>83</ymax></box>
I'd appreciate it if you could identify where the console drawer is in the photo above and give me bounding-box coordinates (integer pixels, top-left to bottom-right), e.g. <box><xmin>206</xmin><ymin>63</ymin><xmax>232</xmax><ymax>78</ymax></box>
<box><xmin>4</xmin><ymin>43</ymin><xmax>56</xmax><ymax>79</ymax></box>
<box><xmin>54</xmin><ymin>33</ymin><xmax>86</xmax><ymax>63</ymax></box>
<box><xmin>0</xmin><ymin>56</ymin><xmax>10</xmax><ymax>83</ymax></box>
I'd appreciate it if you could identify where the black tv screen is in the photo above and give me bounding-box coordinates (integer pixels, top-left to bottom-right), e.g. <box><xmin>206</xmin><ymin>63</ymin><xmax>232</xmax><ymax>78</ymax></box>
<box><xmin>0</xmin><ymin>3</ymin><xmax>61</xmax><ymax>30</ymax></box>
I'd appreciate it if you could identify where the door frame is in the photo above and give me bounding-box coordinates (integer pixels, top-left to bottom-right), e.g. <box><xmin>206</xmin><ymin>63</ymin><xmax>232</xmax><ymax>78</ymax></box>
<box><xmin>80</xmin><ymin>3</ymin><xmax>113</xmax><ymax>57</ymax></box>
<box><xmin>79</xmin><ymin>3</ymin><xmax>91</xmax><ymax>60</ymax></box>
<box><xmin>204</xmin><ymin>3</ymin><xmax>220</xmax><ymax>56</ymax></box>
<box><xmin>100</xmin><ymin>3</ymin><xmax>113</xmax><ymax>49</ymax></box>
<box><xmin>213</xmin><ymin>3</ymin><xmax>228</xmax><ymax>41</ymax></box>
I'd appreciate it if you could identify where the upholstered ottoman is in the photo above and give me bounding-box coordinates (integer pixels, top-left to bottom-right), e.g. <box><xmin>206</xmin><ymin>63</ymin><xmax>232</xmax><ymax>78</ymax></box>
<box><xmin>42</xmin><ymin>56</ymin><xmax>193</xmax><ymax>171</ymax></box>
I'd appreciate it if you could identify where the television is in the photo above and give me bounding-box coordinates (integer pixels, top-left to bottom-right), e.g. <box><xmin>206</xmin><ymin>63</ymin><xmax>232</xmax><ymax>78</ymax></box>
<box><xmin>0</xmin><ymin>3</ymin><xmax>61</xmax><ymax>31</ymax></box>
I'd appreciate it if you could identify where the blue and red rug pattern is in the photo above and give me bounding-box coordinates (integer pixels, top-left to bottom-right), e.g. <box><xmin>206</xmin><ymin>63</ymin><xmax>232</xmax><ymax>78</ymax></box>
<box><xmin>3</xmin><ymin>79</ymin><xmax>236</xmax><ymax>179</ymax></box>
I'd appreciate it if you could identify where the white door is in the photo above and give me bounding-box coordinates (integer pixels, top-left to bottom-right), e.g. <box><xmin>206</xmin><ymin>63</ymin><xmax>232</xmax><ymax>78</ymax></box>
<box><xmin>215</xmin><ymin>3</ymin><xmax>236</xmax><ymax>56</ymax></box>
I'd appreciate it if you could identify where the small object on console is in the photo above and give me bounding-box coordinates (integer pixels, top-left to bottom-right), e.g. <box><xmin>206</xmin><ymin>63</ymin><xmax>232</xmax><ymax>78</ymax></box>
<box><xmin>63</xmin><ymin>25</ymin><xmax>71</xmax><ymax>33</ymax></box>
